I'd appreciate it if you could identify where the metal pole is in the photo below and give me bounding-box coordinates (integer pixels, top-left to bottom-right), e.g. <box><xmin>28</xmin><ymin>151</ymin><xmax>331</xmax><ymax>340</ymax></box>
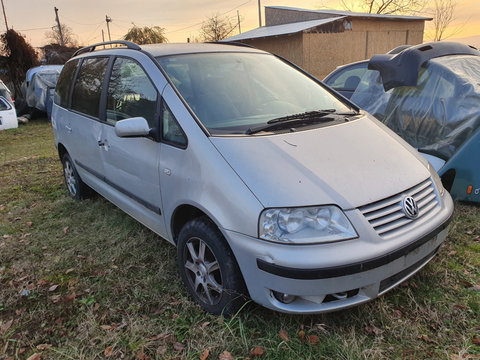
<box><xmin>105</xmin><ymin>15</ymin><xmax>112</xmax><ymax>42</ymax></box>
<box><xmin>54</xmin><ymin>7</ymin><xmax>65</xmax><ymax>46</ymax></box>
<box><xmin>237</xmin><ymin>10</ymin><xmax>241</xmax><ymax>33</ymax></box>
<box><xmin>0</xmin><ymin>0</ymin><xmax>8</xmax><ymax>31</ymax></box>
<box><xmin>258</xmin><ymin>0</ymin><xmax>261</xmax><ymax>27</ymax></box>
<box><xmin>102</xmin><ymin>29</ymin><xmax>105</xmax><ymax>48</ymax></box>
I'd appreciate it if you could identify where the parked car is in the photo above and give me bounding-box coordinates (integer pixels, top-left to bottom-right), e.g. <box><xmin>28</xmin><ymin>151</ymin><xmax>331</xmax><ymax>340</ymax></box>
<box><xmin>323</xmin><ymin>46</ymin><xmax>410</xmax><ymax>98</ymax></box>
<box><xmin>350</xmin><ymin>42</ymin><xmax>480</xmax><ymax>203</ymax></box>
<box><xmin>0</xmin><ymin>96</ymin><xmax>18</xmax><ymax>131</ymax></box>
<box><xmin>20</xmin><ymin>65</ymin><xmax>64</xmax><ymax>119</ymax></box>
<box><xmin>52</xmin><ymin>41</ymin><xmax>453</xmax><ymax>315</ymax></box>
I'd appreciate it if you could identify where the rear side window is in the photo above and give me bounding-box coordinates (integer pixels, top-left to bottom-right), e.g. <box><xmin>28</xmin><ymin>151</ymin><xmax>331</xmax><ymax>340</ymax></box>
<box><xmin>106</xmin><ymin>57</ymin><xmax>158</xmax><ymax>127</ymax></box>
<box><xmin>71</xmin><ymin>57</ymin><xmax>109</xmax><ymax>118</ymax></box>
<box><xmin>54</xmin><ymin>59</ymin><xmax>79</xmax><ymax>108</ymax></box>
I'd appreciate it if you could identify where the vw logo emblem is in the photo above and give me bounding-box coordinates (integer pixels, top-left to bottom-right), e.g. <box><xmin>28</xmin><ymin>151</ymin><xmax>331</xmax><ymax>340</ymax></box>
<box><xmin>402</xmin><ymin>196</ymin><xmax>419</xmax><ymax>219</ymax></box>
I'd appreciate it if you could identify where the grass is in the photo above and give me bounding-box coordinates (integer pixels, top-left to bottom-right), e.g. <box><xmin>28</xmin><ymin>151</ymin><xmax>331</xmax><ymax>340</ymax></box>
<box><xmin>0</xmin><ymin>120</ymin><xmax>479</xmax><ymax>360</ymax></box>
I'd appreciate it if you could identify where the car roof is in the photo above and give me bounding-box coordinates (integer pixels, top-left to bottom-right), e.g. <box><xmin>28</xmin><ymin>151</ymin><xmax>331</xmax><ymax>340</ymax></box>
<box><xmin>72</xmin><ymin>41</ymin><xmax>268</xmax><ymax>59</ymax></box>
<box><xmin>141</xmin><ymin>43</ymin><xmax>268</xmax><ymax>57</ymax></box>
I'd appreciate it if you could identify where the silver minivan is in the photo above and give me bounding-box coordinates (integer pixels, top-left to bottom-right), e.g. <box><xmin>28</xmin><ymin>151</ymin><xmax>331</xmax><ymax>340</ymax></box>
<box><xmin>52</xmin><ymin>41</ymin><xmax>454</xmax><ymax>315</ymax></box>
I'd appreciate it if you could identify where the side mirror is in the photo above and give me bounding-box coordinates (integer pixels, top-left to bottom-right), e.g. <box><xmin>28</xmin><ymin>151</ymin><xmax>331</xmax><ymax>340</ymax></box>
<box><xmin>115</xmin><ymin>117</ymin><xmax>151</xmax><ymax>137</ymax></box>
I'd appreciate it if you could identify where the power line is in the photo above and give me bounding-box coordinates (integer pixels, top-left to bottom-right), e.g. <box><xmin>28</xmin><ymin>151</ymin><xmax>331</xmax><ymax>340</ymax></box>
<box><xmin>16</xmin><ymin>26</ymin><xmax>51</xmax><ymax>32</ymax></box>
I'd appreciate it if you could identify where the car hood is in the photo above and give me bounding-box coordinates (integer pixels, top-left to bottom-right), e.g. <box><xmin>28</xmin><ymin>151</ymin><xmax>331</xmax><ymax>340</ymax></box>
<box><xmin>209</xmin><ymin>115</ymin><xmax>430</xmax><ymax>209</ymax></box>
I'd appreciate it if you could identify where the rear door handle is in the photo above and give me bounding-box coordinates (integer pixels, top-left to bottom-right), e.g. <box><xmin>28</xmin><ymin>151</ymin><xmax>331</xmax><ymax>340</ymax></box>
<box><xmin>97</xmin><ymin>140</ymin><xmax>105</xmax><ymax>146</ymax></box>
<box><xmin>65</xmin><ymin>125</ymin><xmax>72</xmax><ymax>132</ymax></box>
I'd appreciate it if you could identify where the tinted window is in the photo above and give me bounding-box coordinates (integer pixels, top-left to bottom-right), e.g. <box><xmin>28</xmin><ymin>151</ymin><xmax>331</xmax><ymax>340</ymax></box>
<box><xmin>71</xmin><ymin>57</ymin><xmax>109</xmax><ymax>118</ymax></box>
<box><xmin>106</xmin><ymin>57</ymin><xmax>158</xmax><ymax>127</ymax></box>
<box><xmin>55</xmin><ymin>59</ymin><xmax>79</xmax><ymax>108</ymax></box>
<box><xmin>162</xmin><ymin>100</ymin><xmax>186</xmax><ymax>147</ymax></box>
<box><xmin>326</xmin><ymin>63</ymin><xmax>369</xmax><ymax>91</ymax></box>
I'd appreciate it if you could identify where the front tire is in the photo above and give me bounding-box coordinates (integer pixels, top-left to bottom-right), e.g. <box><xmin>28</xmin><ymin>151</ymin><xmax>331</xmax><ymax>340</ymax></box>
<box><xmin>177</xmin><ymin>217</ymin><xmax>247</xmax><ymax>315</ymax></box>
<box><xmin>61</xmin><ymin>153</ymin><xmax>91</xmax><ymax>200</ymax></box>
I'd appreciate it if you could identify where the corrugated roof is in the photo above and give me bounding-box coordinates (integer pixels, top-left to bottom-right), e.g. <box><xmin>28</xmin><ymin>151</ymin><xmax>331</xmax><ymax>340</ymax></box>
<box><xmin>268</xmin><ymin>6</ymin><xmax>432</xmax><ymax>21</ymax></box>
<box><xmin>225</xmin><ymin>17</ymin><xmax>346</xmax><ymax>42</ymax></box>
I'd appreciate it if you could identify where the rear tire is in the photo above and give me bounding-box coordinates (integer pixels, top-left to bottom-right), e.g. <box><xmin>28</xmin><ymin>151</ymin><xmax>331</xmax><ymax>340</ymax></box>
<box><xmin>177</xmin><ymin>217</ymin><xmax>248</xmax><ymax>315</ymax></box>
<box><xmin>61</xmin><ymin>153</ymin><xmax>91</xmax><ymax>200</ymax></box>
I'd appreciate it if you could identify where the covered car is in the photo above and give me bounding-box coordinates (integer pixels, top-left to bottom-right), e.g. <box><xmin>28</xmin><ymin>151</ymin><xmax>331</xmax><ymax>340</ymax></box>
<box><xmin>22</xmin><ymin>65</ymin><xmax>63</xmax><ymax>118</ymax></box>
<box><xmin>351</xmin><ymin>42</ymin><xmax>480</xmax><ymax>203</ymax></box>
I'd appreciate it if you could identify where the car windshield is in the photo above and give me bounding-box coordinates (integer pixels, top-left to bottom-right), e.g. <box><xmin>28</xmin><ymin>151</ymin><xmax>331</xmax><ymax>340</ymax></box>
<box><xmin>156</xmin><ymin>52</ymin><xmax>352</xmax><ymax>135</ymax></box>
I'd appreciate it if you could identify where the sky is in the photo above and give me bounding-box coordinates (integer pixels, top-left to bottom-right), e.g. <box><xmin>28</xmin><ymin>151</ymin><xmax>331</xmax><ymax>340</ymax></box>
<box><xmin>3</xmin><ymin>0</ymin><xmax>480</xmax><ymax>48</ymax></box>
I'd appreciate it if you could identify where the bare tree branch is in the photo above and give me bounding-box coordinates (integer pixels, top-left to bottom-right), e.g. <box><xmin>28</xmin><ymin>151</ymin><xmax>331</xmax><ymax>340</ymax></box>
<box><xmin>431</xmin><ymin>0</ymin><xmax>457</xmax><ymax>41</ymax></box>
<box><xmin>200</xmin><ymin>14</ymin><xmax>238</xmax><ymax>42</ymax></box>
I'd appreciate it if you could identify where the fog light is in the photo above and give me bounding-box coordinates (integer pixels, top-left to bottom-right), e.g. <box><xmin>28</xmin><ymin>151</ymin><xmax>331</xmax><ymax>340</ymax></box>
<box><xmin>272</xmin><ymin>291</ymin><xmax>296</xmax><ymax>304</ymax></box>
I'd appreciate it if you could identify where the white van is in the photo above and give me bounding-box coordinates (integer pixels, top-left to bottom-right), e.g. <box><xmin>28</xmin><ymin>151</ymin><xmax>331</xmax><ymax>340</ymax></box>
<box><xmin>52</xmin><ymin>41</ymin><xmax>454</xmax><ymax>315</ymax></box>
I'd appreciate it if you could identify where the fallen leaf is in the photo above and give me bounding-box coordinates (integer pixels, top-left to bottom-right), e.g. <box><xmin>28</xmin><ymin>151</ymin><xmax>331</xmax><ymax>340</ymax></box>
<box><xmin>65</xmin><ymin>268</ymin><xmax>75</xmax><ymax>274</ymax></box>
<box><xmin>466</xmin><ymin>230</ymin><xmax>473</xmax><ymax>235</ymax></box>
<box><xmin>470</xmin><ymin>284</ymin><xmax>480</xmax><ymax>291</ymax></box>
<box><xmin>365</xmin><ymin>325</ymin><xmax>383</xmax><ymax>336</ymax></box>
<box><xmin>200</xmin><ymin>349</ymin><xmax>210</xmax><ymax>360</ymax></box>
<box><xmin>26</xmin><ymin>221</ymin><xmax>33</xmax><ymax>227</ymax></box>
<box><xmin>298</xmin><ymin>329</ymin><xmax>305</xmax><ymax>340</ymax></box>
<box><xmin>65</xmin><ymin>292</ymin><xmax>76</xmax><ymax>302</ymax></box>
<box><xmin>393</xmin><ymin>310</ymin><xmax>402</xmax><ymax>317</ymax></box>
<box><xmin>448</xmin><ymin>250</ymin><xmax>457</xmax><ymax>256</ymax></box>
<box><xmin>94</xmin><ymin>303</ymin><xmax>100</xmax><ymax>311</ymax></box>
<box><xmin>36</xmin><ymin>344</ymin><xmax>52</xmax><ymax>351</ymax></box>
<box><xmin>50</xmin><ymin>295</ymin><xmax>61</xmax><ymax>303</ymax></box>
<box><xmin>157</xmin><ymin>346</ymin><xmax>167</xmax><ymax>355</ymax></box>
<box><xmin>419</xmin><ymin>334</ymin><xmax>438</xmax><ymax>345</ymax></box>
<box><xmin>218</xmin><ymin>351</ymin><xmax>234</xmax><ymax>360</ymax></box>
<box><xmin>135</xmin><ymin>349</ymin><xmax>151</xmax><ymax>360</ymax></box>
<box><xmin>472</xmin><ymin>337</ymin><xmax>480</xmax><ymax>345</ymax></box>
<box><xmin>101</xmin><ymin>325</ymin><xmax>113</xmax><ymax>331</ymax></box>
<box><xmin>201</xmin><ymin>321</ymin><xmax>210</xmax><ymax>329</ymax></box>
<box><xmin>37</xmin><ymin>279</ymin><xmax>48</xmax><ymax>286</ymax></box>
<box><xmin>308</xmin><ymin>335</ymin><xmax>319</xmax><ymax>345</ymax></box>
<box><xmin>48</xmin><ymin>284</ymin><xmax>59</xmax><ymax>292</ymax></box>
<box><xmin>26</xmin><ymin>354</ymin><xmax>42</xmax><ymax>360</ymax></box>
<box><xmin>454</xmin><ymin>304</ymin><xmax>469</xmax><ymax>310</ymax></box>
<box><xmin>0</xmin><ymin>319</ymin><xmax>13</xmax><ymax>335</ymax></box>
<box><xmin>62</xmin><ymin>227</ymin><xmax>69</xmax><ymax>235</ymax></box>
<box><xmin>26</xmin><ymin>283</ymin><xmax>35</xmax><ymax>290</ymax></box>
<box><xmin>104</xmin><ymin>346</ymin><xmax>114</xmax><ymax>357</ymax></box>
<box><xmin>279</xmin><ymin>329</ymin><xmax>289</xmax><ymax>342</ymax></box>
<box><xmin>173</xmin><ymin>342</ymin><xmax>185</xmax><ymax>352</ymax></box>
<box><xmin>250</xmin><ymin>346</ymin><xmax>264</xmax><ymax>356</ymax></box>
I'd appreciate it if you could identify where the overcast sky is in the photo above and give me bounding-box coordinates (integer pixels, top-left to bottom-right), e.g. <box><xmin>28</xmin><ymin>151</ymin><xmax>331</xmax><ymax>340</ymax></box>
<box><xmin>4</xmin><ymin>0</ymin><xmax>480</xmax><ymax>47</ymax></box>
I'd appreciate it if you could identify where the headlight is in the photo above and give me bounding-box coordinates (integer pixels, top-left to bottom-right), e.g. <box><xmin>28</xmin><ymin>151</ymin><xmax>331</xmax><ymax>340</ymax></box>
<box><xmin>427</xmin><ymin>162</ymin><xmax>445</xmax><ymax>196</ymax></box>
<box><xmin>259</xmin><ymin>206</ymin><xmax>358</xmax><ymax>244</ymax></box>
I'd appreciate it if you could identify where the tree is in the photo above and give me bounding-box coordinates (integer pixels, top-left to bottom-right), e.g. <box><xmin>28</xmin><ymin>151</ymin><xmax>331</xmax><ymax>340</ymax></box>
<box><xmin>339</xmin><ymin>0</ymin><xmax>424</xmax><ymax>14</ymax></box>
<box><xmin>431</xmin><ymin>0</ymin><xmax>457</xmax><ymax>41</ymax></box>
<box><xmin>200</xmin><ymin>14</ymin><xmax>237</xmax><ymax>42</ymax></box>
<box><xmin>124</xmin><ymin>24</ymin><xmax>167</xmax><ymax>45</ymax></box>
<box><xmin>0</xmin><ymin>29</ymin><xmax>39</xmax><ymax>96</ymax></box>
<box><xmin>45</xmin><ymin>23</ymin><xmax>78</xmax><ymax>47</ymax></box>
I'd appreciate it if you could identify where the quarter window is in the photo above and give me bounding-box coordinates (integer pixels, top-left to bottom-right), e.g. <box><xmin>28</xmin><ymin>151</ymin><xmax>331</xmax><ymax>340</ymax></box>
<box><xmin>161</xmin><ymin>100</ymin><xmax>187</xmax><ymax>147</ymax></box>
<box><xmin>106</xmin><ymin>57</ymin><xmax>158</xmax><ymax>127</ymax></box>
<box><xmin>71</xmin><ymin>57</ymin><xmax>109</xmax><ymax>118</ymax></box>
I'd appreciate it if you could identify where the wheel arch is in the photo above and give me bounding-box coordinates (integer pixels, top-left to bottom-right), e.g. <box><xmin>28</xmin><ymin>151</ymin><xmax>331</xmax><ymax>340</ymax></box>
<box><xmin>57</xmin><ymin>142</ymin><xmax>68</xmax><ymax>161</ymax></box>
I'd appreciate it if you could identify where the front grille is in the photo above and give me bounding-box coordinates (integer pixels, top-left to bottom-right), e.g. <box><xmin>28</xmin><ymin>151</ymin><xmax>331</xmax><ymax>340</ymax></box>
<box><xmin>359</xmin><ymin>178</ymin><xmax>440</xmax><ymax>238</ymax></box>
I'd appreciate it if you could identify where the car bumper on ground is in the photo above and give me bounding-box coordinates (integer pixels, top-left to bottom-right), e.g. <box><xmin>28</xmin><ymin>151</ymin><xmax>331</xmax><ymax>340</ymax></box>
<box><xmin>225</xmin><ymin>213</ymin><xmax>452</xmax><ymax>314</ymax></box>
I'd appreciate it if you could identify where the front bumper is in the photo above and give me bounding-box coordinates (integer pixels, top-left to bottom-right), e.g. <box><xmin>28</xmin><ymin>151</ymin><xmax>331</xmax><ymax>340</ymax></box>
<box><xmin>225</xmin><ymin>213</ymin><xmax>452</xmax><ymax>314</ymax></box>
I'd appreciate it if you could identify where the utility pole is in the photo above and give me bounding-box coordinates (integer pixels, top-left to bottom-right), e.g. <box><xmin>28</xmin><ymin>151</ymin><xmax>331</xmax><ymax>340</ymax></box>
<box><xmin>105</xmin><ymin>15</ymin><xmax>112</xmax><ymax>42</ymax></box>
<box><xmin>237</xmin><ymin>10</ymin><xmax>241</xmax><ymax>33</ymax></box>
<box><xmin>54</xmin><ymin>7</ymin><xmax>65</xmax><ymax>46</ymax></box>
<box><xmin>258</xmin><ymin>0</ymin><xmax>262</xmax><ymax>27</ymax></box>
<box><xmin>0</xmin><ymin>0</ymin><xmax>8</xmax><ymax>31</ymax></box>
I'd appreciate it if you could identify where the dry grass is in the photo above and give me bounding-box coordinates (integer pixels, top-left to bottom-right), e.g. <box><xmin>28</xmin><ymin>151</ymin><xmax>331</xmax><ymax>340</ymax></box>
<box><xmin>0</xmin><ymin>120</ymin><xmax>479</xmax><ymax>359</ymax></box>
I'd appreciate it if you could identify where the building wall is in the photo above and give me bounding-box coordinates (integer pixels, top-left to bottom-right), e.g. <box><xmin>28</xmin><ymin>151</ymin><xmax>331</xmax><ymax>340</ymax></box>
<box><xmin>239</xmin><ymin>33</ymin><xmax>304</xmax><ymax>68</ymax></box>
<box><xmin>265</xmin><ymin>7</ymin><xmax>334</xmax><ymax>25</ymax></box>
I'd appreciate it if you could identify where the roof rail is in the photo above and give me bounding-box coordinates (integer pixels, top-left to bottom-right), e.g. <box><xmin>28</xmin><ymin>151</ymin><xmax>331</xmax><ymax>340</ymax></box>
<box><xmin>72</xmin><ymin>40</ymin><xmax>141</xmax><ymax>58</ymax></box>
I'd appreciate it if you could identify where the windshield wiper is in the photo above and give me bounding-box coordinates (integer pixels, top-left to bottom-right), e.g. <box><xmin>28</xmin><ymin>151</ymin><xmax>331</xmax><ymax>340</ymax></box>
<box><xmin>246</xmin><ymin>113</ymin><xmax>336</xmax><ymax>135</ymax></box>
<box><xmin>266</xmin><ymin>109</ymin><xmax>337</xmax><ymax>124</ymax></box>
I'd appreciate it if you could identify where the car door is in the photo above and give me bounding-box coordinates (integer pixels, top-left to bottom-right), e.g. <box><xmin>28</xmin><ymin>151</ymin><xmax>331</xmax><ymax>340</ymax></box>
<box><xmin>67</xmin><ymin>57</ymin><xmax>110</xmax><ymax>186</ymax></box>
<box><xmin>99</xmin><ymin>56</ymin><xmax>167</xmax><ymax>237</ymax></box>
